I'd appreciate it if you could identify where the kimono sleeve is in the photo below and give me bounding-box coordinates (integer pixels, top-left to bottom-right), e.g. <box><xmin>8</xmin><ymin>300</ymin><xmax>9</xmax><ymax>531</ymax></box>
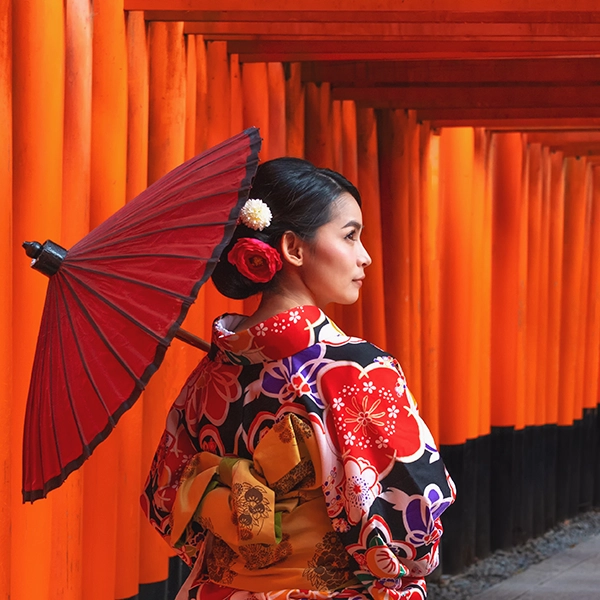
<box><xmin>140</xmin><ymin>359</ymin><xmax>207</xmax><ymax>565</ymax></box>
<box><xmin>316</xmin><ymin>351</ymin><xmax>456</xmax><ymax>599</ymax></box>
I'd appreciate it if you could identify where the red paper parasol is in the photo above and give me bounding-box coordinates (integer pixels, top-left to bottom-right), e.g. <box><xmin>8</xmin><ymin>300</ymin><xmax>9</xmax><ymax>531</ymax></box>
<box><xmin>22</xmin><ymin>128</ymin><xmax>261</xmax><ymax>502</ymax></box>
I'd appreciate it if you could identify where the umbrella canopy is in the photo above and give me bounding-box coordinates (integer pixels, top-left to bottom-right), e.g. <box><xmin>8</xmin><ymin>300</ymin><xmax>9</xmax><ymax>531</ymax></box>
<box><xmin>22</xmin><ymin>128</ymin><xmax>261</xmax><ymax>502</ymax></box>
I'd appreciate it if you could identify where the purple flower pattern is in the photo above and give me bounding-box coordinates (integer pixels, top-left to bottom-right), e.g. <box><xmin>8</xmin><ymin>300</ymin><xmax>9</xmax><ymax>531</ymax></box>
<box><xmin>260</xmin><ymin>343</ymin><xmax>330</xmax><ymax>407</ymax></box>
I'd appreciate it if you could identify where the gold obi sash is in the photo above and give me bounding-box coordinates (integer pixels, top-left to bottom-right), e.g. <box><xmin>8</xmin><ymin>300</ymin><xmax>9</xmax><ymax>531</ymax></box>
<box><xmin>171</xmin><ymin>414</ymin><xmax>358</xmax><ymax>593</ymax></box>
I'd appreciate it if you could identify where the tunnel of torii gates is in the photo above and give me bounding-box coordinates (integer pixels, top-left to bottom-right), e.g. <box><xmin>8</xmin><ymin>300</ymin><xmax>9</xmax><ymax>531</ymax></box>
<box><xmin>2</xmin><ymin>1</ymin><xmax>600</xmax><ymax>598</ymax></box>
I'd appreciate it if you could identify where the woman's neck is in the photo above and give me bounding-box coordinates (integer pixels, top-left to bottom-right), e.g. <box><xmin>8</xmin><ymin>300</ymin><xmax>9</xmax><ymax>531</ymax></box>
<box><xmin>233</xmin><ymin>289</ymin><xmax>317</xmax><ymax>332</ymax></box>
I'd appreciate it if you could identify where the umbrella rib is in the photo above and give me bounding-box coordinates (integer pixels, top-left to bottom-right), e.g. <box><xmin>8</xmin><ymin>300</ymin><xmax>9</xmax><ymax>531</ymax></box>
<box><xmin>32</xmin><ymin>293</ymin><xmax>56</xmax><ymax>489</ymax></box>
<box><xmin>67</xmin><ymin>252</ymin><xmax>215</xmax><ymax>262</ymax></box>
<box><xmin>72</xmin><ymin>222</ymin><xmax>231</xmax><ymax>254</ymax></box>
<box><xmin>72</xmin><ymin>131</ymin><xmax>259</xmax><ymax>250</ymax></box>
<box><xmin>59</xmin><ymin>274</ymin><xmax>148</xmax><ymax>389</ymax></box>
<box><xmin>57</xmin><ymin>282</ymin><xmax>116</xmax><ymax>436</ymax></box>
<box><xmin>65</xmin><ymin>263</ymin><xmax>197</xmax><ymax>303</ymax></box>
<box><xmin>44</xmin><ymin>288</ymin><xmax>81</xmax><ymax>481</ymax></box>
<box><xmin>79</xmin><ymin>164</ymin><xmax>250</xmax><ymax>249</ymax></box>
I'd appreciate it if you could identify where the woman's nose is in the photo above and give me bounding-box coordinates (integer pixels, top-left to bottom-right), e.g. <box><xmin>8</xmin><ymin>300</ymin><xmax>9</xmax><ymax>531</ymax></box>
<box><xmin>359</xmin><ymin>243</ymin><xmax>372</xmax><ymax>267</ymax></box>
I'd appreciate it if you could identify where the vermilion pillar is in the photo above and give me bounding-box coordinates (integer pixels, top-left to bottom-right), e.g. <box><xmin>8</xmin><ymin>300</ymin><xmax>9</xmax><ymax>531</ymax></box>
<box><xmin>490</xmin><ymin>133</ymin><xmax>523</xmax><ymax>431</ymax></box>
<box><xmin>558</xmin><ymin>156</ymin><xmax>588</xmax><ymax>427</ymax></box>
<box><xmin>419</xmin><ymin>126</ymin><xmax>440</xmax><ymax>442</ymax></box>
<box><xmin>331</xmin><ymin>100</ymin><xmax>343</xmax><ymax>173</ymax></box>
<box><xmin>285</xmin><ymin>63</ymin><xmax>304</xmax><ymax>158</ymax></box>
<box><xmin>489</xmin><ymin>133</ymin><xmax>524</xmax><ymax>551</ymax></box>
<box><xmin>268</xmin><ymin>62</ymin><xmax>286</xmax><ymax>159</ymax></box>
<box><xmin>205</xmin><ymin>41</ymin><xmax>236</xmax><ymax>321</ymax></box>
<box><xmin>83</xmin><ymin>0</ymin><xmax>127</xmax><ymax>597</ymax></box>
<box><xmin>305</xmin><ymin>81</ymin><xmax>333</xmax><ymax>168</ymax></box>
<box><xmin>356</xmin><ymin>107</ymin><xmax>387</xmax><ymax>350</ymax></box>
<box><xmin>546</xmin><ymin>151</ymin><xmax>565</xmax><ymax>429</ymax></box>
<box><xmin>241</xmin><ymin>61</ymin><xmax>270</xmax><ymax>315</ymax></box>
<box><xmin>206</xmin><ymin>41</ymin><xmax>230</xmax><ymax>148</ymax></box>
<box><xmin>0</xmin><ymin>0</ymin><xmax>11</xmax><ymax>595</ymax></box>
<box><xmin>545</xmin><ymin>150</ymin><xmax>564</xmax><ymax>528</ymax></box>
<box><xmin>377</xmin><ymin>110</ymin><xmax>410</xmax><ymax>370</ymax></box>
<box><xmin>480</xmin><ymin>131</ymin><xmax>492</xmax><ymax>440</ymax></box>
<box><xmin>574</xmin><ymin>166</ymin><xmax>592</xmax><ymax>423</ymax></box>
<box><xmin>437</xmin><ymin>127</ymin><xmax>475</xmax><ymax>573</ymax></box>
<box><xmin>242</xmin><ymin>63</ymin><xmax>270</xmax><ymax>159</ymax></box>
<box><xmin>195</xmin><ymin>36</ymin><xmax>207</xmax><ymax>155</ymax></box>
<box><xmin>407</xmin><ymin>112</ymin><xmax>422</xmax><ymax>402</ymax></box>
<box><xmin>139</xmin><ymin>21</ymin><xmax>187</xmax><ymax>589</ymax></box>
<box><xmin>52</xmin><ymin>1</ymin><xmax>92</xmax><ymax>597</ymax></box>
<box><xmin>230</xmin><ymin>54</ymin><xmax>243</xmax><ymax>135</ymax></box>
<box><xmin>526</xmin><ymin>144</ymin><xmax>543</xmax><ymax>429</ymax></box>
<box><xmin>536</xmin><ymin>148</ymin><xmax>552</xmax><ymax>429</ymax></box>
<box><xmin>584</xmin><ymin>167</ymin><xmax>600</xmax><ymax>412</ymax></box>
<box><xmin>12</xmin><ymin>0</ymin><xmax>64</xmax><ymax>597</ymax></box>
<box><xmin>185</xmin><ymin>35</ymin><xmax>197</xmax><ymax>161</ymax></box>
<box><xmin>115</xmin><ymin>11</ymin><xmax>150</xmax><ymax>599</ymax></box>
<box><xmin>438</xmin><ymin>127</ymin><xmax>475</xmax><ymax>447</ymax></box>
<box><xmin>185</xmin><ymin>35</ymin><xmax>208</xmax><ymax>361</ymax></box>
<box><xmin>336</xmin><ymin>101</ymin><xmax>363</xmax><ymax>337</ymax></box>
<box><xmin>557</xmin><ymin>155</ymin><xmax>588</xmax><ymax>519</ymax></box>
<box><xmin>468</xmin><ymin>128</ymin><xmax>488</xmax><ymax>442</ymax></box>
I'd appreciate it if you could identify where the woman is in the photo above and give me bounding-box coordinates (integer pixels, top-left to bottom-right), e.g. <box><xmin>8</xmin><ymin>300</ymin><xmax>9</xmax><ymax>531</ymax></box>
<box><xmin>142</xmin><ymin>158</ymin><xmax>456</xmax><ymax>600</ymax></box>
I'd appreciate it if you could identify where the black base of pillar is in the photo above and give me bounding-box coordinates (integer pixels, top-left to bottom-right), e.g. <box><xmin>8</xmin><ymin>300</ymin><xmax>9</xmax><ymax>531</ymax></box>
<box><xmin>490</xmin><ymin>426</ymin><xmax>514</xmax><ymax>551</ymax></box>
<box><xmin>544</xmin><ymin>424</ymin><xmax>558</xmax><ymax>529</ymax></box>
<box><xmin>580</xmin><ymin>408</ymin><xmax>597</xmax><ymax>511</ymax></box>
<box><xmin>556</xmin><ymin>425</ymin><xmax>573</xmax><ymax>522</ymax></box>
<box><xmin>475</xmin><ymin>434</ymin><xmax>491</xmax><ymax>560</ymax></box>
<box><xmin>439</xmin><ymin>442</ymin><xmax>467</xmax><ymax>574</ymax></box>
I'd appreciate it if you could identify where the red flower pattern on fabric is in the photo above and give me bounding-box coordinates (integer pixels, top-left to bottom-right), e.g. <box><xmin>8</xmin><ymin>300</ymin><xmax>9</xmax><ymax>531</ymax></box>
<box><xmin>228</xmin><ymin>237</ymin><xmax>282</xmax><ymax>283</ymax></box>
<box><xmin>317</xmin><ymin>361</ymin><xmax>423</xmax><ymax>475</ymax></box>
<box><xmin>193</xmin><ymin>361</ymin><xmax>243</xmax><ymax>427</ymax></box>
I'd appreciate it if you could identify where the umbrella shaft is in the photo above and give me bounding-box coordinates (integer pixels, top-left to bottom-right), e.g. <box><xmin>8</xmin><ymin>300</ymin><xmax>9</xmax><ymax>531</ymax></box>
<box><xmin>174</xmin><ymin>328</ymin><xmax>210</xmax><ymax>352</ymax></box>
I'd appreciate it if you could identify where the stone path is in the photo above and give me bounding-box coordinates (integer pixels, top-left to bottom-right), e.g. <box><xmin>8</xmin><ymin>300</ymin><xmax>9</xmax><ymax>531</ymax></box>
<box><xmin>470</xmin><ymin>533</ymin><xmax>600</xmax><ymax>600</ymax></box>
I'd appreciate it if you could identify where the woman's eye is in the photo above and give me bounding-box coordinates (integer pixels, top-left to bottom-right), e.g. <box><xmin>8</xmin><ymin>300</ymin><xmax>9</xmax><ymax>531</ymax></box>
<box><xmin>345</xmin><ymin>230</ymin><xmax>357</xmax><ymax>241</ymax></box>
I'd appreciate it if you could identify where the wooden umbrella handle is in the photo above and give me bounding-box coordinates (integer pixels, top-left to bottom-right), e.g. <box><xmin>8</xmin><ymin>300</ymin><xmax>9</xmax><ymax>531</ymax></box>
<box><xmin>174</xmin><ymin>328</ymin><xmax>210</xmax><ymax>352</ymax></box>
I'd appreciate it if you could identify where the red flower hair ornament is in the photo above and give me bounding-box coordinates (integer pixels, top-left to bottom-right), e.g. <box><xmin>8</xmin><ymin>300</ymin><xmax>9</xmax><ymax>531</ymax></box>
<box><xmin>228</xmin><ymin>238</ymin><xmax>283</xmax><ymax>283</ymax></box>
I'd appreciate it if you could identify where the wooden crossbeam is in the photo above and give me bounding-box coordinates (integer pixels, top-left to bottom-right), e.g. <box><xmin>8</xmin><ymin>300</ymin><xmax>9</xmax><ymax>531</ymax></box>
<box><xmin>526</xmin><ymin>131</ymin><xmax>600</xmax><ymax>144</ymax></box>
<box><xmin>125</xmin><ymin>1</ymin><xmax>600</xmax><ymax>17</ymax></box>
<box><xmin>180</xmin><ymin>21</ymin><xmax>600</xmax><ymax>38</ymax></box>
<box><xmin>429</xmin><ymin>119</ymin><xmax>600</xmax><ymax>129</ymax></box>
<box><xmin>333</xmin><ymin>85</ymin><xmax>600</xmax><ymax>109</ymax></box>
<box><xmin>301</xmin><ymin>58</ymin><xmax>600</xmax><ymax>85</ymax></box>
<box><xmin>417</xmin><ymin>108</ymin><xmax>600</xmax><ymax>121</ymax></box>
<box><xmin>139</xmin><ymin>11</ymin><xmax>600</xmax><ymax>23</ymax></box>
<box><xmin>227</xmin><ymin>40</ymin><xmax>599</xmax><ymax>62</ymax></box>
<box><xmin>537</xmin><ymin>143</ymin><xmax>600</xmax><ymax>155</ymax></box>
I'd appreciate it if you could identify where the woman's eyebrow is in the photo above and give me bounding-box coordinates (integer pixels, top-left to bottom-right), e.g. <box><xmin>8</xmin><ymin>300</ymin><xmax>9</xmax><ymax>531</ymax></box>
<box><xmin>342</xmin><ymin>220</ymin><xmax>364</xmax><ymax>230</ymax></box>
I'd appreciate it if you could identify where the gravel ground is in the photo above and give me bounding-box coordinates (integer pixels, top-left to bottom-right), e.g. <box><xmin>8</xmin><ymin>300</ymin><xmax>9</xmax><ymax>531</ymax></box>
<box><xmin>427</xmin><ymin>508</ymin><xmax>600</xmax><ymax>600</ymax></box>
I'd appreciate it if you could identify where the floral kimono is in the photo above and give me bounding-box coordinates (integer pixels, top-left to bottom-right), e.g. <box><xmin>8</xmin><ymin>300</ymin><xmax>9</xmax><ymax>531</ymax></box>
<box><xmin>141</xmin><ymin>305</ymin><xmax>456</xmax><ymax>600</ymax></box>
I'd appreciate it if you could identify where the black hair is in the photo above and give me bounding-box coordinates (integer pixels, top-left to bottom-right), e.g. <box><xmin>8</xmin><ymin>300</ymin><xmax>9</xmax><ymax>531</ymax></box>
<box><xmin>211</xmin><ymin>157</ymin><xmax>361</xmax><ymax>299</ymax></box>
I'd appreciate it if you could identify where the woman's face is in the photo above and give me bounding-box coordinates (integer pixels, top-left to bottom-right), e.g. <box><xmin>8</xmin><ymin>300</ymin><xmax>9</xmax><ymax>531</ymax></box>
<box><xmin>299</xmin><ymin>192</ymin><xmax>372</xmax><ymax>308</ymax></box>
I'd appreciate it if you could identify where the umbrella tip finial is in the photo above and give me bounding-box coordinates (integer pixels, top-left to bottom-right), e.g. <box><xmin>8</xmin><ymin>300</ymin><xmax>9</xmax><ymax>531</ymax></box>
<box><xmin>23</xmin><ymin>241</ymin><xmax>43</xmax><ymax>259</ymax></box>
<box><xmin>22</xmin><ymin>239</ymin><xmax>68</xmax><ymax>277</ymax></box>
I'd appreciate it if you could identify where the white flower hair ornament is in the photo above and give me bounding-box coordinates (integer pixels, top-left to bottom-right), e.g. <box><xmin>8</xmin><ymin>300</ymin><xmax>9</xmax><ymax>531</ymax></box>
<box><xmin>238</xmin><ymin>198</ymin><xmax>272</xmax><ymax>231</ymax></box>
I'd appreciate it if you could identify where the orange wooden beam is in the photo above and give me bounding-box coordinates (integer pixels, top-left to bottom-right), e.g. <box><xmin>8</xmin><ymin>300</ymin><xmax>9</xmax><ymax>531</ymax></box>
<box><xmin>430</xmin><ymin>119</ymin><xmax>600</xmax><ymax>130</ymax></box>
<box><xmin>333</xmin><ymin>85</ymin><xmax>600</xmax><ymax>109</ymax></box>
<box><xmin>301</xmin><ymin>58</ymin><xmax>600</xmax><ymax>86</ymax></box>
<box><xmin>228</xmin><ymin>40</ymin><xmax>598</xmax><ymax>62</ymax></box>
<box><xmin>418</xmin><ymin>108</ymin><xmax>600</xmax><ymax>121</ymax></box>
<box><xmin>124</xmin><ymin>1</ymin><xmax>600</xmax><ymax>19</ymax></box>
<box><xmin>179</xmin><ymin>20</ymin><xmax>600</xmax><ymax>40</ymax></box>
<box><xmin>526</xmin><ymin>131</ymin><xmax>600</xmax><ymax>144</ymax></box>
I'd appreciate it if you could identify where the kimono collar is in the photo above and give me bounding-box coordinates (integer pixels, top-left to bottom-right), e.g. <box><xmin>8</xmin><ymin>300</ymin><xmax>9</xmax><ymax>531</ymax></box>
<box><xmin>211</xmin><ymin>305</ymin><xmax>347</xmax><ymax>364</ymax></box>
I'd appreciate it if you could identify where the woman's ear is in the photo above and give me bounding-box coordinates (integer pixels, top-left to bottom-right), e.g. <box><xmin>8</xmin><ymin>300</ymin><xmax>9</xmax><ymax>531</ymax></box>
<box><xmin>280</xmin><ymin>231</ymin><xmax>305</xmax><ymax>267</ymax></box>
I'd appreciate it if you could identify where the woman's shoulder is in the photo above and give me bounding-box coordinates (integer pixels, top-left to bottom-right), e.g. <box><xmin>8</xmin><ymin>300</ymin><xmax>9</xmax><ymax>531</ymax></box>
<box><xmin>315</xmin><ymin>325</ymin><xmax>403</xmax><ymax>372</ymax></box>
